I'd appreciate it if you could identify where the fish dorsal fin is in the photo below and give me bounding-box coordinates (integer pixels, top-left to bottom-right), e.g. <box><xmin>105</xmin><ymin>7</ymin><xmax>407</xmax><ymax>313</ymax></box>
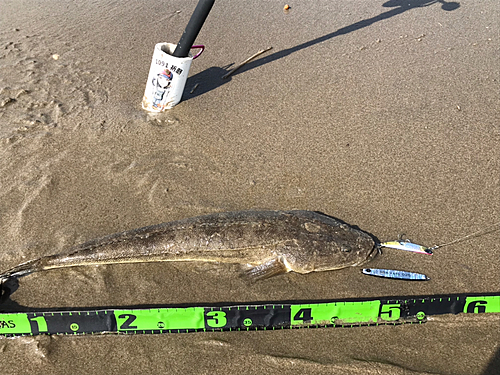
<box><xmin>244</xmin><ymin>257</ymin><xmax>290</xmax><ymax>281</ymax></box>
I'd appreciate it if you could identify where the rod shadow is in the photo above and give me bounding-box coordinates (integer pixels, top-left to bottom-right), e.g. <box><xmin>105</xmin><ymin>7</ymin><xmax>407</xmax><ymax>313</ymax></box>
<box><xmin>183</xmin><ymin>0</ymin><xmax>460</xmax><ymax>101</ymax></box>
<box><xmin>483</xmin><ymin>345</ymin><xmax>500</xmax><ymax>375</ymax></box>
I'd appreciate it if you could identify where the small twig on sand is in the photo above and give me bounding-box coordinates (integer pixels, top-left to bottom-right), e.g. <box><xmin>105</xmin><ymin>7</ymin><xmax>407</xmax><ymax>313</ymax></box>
<box><xmin>222</xmin><ymin>47</ymin><xmax>273</xmax><ymax>79</ymax></box>
<box><xmin>190</xmin><ymin>83</ymin><xmax>200</xmax><ymax>94</ymax></box>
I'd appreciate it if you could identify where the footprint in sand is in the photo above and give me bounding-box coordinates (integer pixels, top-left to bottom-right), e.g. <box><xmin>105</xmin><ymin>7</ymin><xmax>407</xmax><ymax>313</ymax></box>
<box><xmin>0</xmin><ymin>31</ymin><xmax>109</xmax><ymax>139</ymax></box>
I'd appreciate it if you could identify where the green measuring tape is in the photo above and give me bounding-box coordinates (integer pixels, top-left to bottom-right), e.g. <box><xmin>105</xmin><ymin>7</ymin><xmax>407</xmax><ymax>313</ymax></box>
<box><xmin>0</xmin><ymin>293</ymin><xmax>498</xmax><ymax>336</ymax></box>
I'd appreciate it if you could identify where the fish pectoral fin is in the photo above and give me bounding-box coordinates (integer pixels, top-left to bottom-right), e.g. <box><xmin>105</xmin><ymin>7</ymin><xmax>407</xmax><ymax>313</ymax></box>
<box><xmin>244</xmin><ymin>257</ymin><xmax>290</xmax><ymax>281</ymax></box>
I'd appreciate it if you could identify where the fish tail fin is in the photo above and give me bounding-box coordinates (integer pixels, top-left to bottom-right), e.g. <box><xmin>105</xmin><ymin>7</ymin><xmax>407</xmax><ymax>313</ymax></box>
<box><xmin>243</xmin><ymin>257</ymin><xmax>290</xmax><ymax>281</ymax></box>
<box><xmin>0</xmin><ymin>258</ymin><xmax>43</xmax><ymax>282</ymax></box>
<box><xmin>0</xmin><ymin>258</ymin><xmax>47</xmax><ymax>302</ymax></box>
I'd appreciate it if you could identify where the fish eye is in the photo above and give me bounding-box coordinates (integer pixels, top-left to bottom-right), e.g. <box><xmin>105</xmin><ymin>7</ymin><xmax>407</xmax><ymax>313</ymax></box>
<box><xmin>341</xmin><ymin>247</ymin><xmax>351</xmax><ymax>252</ymax></box>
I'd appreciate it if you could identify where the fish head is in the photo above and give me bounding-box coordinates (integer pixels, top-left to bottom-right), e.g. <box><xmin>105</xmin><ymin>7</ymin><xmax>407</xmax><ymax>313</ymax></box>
<box><xmin>312</xmin><ymin>234</ymin><xmax>378</xmax><ymax>271</ymax></box>
<box><xmin>291</xmin><ymin>216</ymin><xmax>378</xmax><ymax>273</ymax></box>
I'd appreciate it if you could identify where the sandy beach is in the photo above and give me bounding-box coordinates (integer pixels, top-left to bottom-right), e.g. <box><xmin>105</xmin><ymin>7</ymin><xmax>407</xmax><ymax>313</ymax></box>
<box><xmin>0</xmin><ymin>0</ymin><xmax>499</xmax><ymax>373</ymax></box>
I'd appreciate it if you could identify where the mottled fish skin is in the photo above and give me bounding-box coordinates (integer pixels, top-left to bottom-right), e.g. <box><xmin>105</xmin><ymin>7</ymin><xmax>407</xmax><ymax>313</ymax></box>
<box><xmin>0</xmin><ymin>211</ymin><xmax>377</xmax><ymax>282</ymax></box>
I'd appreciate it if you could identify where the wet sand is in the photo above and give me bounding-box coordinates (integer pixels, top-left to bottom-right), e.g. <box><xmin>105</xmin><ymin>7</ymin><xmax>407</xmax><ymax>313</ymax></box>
<box><xmin>0</xmin><ymin>0</ymin><xmax>499</xmax><ymax>374</ymax></box>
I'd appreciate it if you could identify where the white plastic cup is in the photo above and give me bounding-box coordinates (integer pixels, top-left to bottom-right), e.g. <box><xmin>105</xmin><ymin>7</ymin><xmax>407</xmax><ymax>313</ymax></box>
<box><xmin>142</xmin><ymin>42</ymin><xmax>204</xmax><ymax>112</ymax></box>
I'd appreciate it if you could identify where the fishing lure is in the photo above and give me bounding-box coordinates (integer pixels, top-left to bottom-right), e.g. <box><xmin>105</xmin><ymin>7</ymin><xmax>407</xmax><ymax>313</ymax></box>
<box><xmin>379</xmin><ymin>220</ymin><xmax>500</xmax><ymax>256</ymax></box>
<box><xmin>379</xmin><ymin>241</ymin><xmax>433</xmax><ymax>255</ymax></box>
<box><xmin>362</xmin><ymin>268</ymin><xmax>429</xmax><ymax>281</ymax></box>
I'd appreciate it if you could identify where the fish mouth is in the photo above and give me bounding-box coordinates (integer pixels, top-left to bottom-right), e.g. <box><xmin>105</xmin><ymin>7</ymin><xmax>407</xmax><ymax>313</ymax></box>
<box><xmin>354</xmin><ymin>245</ymin><xmax>379</xmax><ymax>267</ymax></box>
<box><xmin>367</xmin><ymin>245</ymin><xmax>379</xmax><ymax>261</ymax></box>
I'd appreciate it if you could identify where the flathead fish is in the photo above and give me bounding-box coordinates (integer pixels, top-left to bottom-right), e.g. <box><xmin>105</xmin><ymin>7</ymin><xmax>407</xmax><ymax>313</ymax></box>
<box><xmin>0</xmin><ymin>210</ymin><xmax>377</xmax><ymax>284</ymax></box>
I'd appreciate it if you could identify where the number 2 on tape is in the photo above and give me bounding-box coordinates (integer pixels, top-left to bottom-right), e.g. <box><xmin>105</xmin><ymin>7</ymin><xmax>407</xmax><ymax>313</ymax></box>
<box><xmin>118</xmin><ymin>314</ymin><xmax>138</xmax><ymax>330</ymax></box>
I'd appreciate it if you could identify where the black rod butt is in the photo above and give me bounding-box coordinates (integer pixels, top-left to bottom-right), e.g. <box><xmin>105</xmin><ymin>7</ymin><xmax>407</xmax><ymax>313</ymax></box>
<box><xmin>172</xmin><ymin>0</ymin><xmax>215</xmax><ymax>58</ymax></box>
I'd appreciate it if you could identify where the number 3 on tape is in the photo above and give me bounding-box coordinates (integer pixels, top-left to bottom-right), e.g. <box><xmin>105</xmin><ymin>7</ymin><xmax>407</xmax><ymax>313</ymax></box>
<box><xmin>205</xmin><ymin>311</ymin><xmax>227</xmax><ymax>328</ymax></box>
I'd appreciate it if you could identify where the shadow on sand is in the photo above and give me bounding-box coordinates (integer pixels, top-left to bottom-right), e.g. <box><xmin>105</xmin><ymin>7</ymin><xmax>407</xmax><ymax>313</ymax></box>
<box><xmin>483</xmin><ymin>344</ymin><xmax>500</xmax><ymax>375</ymax></box>
<box><xmin>183</xmin><ymin>0</ymin><xmax>460</xmax><ymax>101</ymax></box>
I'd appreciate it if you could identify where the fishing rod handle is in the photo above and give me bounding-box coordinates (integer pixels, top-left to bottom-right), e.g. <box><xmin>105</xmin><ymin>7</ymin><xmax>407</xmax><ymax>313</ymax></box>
<box><xmin>172</xmin><ymin>0</ymin><xmax>215</xmax><ymax>58</ymax></box>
